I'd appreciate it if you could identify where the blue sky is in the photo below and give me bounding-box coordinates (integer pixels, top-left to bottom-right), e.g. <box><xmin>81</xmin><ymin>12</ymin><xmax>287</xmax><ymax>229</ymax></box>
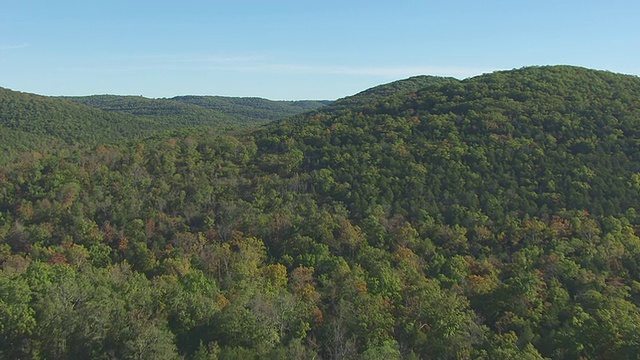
<box><xmin>1</xmin><ymin>1</ymin><xmax>639</xmax><ymax>100</ymax></box>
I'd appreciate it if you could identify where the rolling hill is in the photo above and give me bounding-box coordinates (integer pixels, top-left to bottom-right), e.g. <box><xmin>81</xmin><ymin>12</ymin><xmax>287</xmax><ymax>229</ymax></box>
<box><xmin>0</xmin><ymin>89</ymin><xmax>328</xmax><ymax>165</ymax></box>
<box><xmin>263</xmin><ymin>65</ymin><xmax>640</xmax><ymax>221</ymax></box>
<box><xmin>0</xmin><ymin>87</ymin><xmax>159</xmax><ymax>163</ymax></box>
<box><xmin>61</xmin><ymin>94</ymin><xmax>329</xmax><ymax>128</ymax></box>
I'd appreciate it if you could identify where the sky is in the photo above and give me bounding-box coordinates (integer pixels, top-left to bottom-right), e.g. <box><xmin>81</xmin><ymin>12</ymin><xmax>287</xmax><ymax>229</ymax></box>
<box><xmin>1</xmin><ymin>1</ymin><xmax>639</xmax><ymax>100</ymax></box>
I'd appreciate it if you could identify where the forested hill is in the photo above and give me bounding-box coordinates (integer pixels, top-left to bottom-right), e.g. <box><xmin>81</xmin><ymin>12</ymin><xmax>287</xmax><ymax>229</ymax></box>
<box><xmin>0</xmin><ymin>87</ymin><xmax>158</xmax><ymax>162</ymax></box>
<box><xmin>0</xmin><ymin>88</ymin><xmax>327</xmax><ymax>164</ymax></box>
<box><xmin>62</xmin><ymin>94</ymin><xmax>328</xmax><ymax>127</ymax></box>
<box><xmin>58</xmin><ymin>95</ymin><xmax>239</xmax><ymax>127</ymax></box>
<box><xmin>266</xmin><ymin>65</ymin><xmax>640</xmax><ymax>222</ymax></box>
<box><xmin>3</xmin><ymin>66</ymin><xmax>640</xmax><ymax>359</ymax></box>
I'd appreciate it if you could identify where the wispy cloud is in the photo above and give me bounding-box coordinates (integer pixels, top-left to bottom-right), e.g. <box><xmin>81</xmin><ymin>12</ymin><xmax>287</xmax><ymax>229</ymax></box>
<box><xmin>59</xmin><ymin>51</ymin><xmax>492</xmax><ymax>80</ymax></box>
<box><xmin>188</xmin><ymin>62</ymin><xmax>492</xmax><ymax>79</ymax></box>
<box><xmin>237</xmin><ymin>64</ymin><xmax>492</xmax><ymax>79</ymax></box>
<box><xmin>0</xmin><ymin>43</ymin><xmax>30</xmax><ymax>51</ymax></box>
<box><xmin>114</xmin><ymin>53</ymin><xmax>266</xmax><ymax>64</ymax></box>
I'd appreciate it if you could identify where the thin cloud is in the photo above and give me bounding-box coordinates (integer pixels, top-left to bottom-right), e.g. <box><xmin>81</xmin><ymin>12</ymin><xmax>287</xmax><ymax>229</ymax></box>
<box><xmin>206</xmin><ymin>62</ymin><xmax>492</xmax><ymax>79</ymax></box>
<box><xmin>0</xmin><ymin>43</ymin><xmax>30</xmax><ymax>51</ymax></box>
<box><xmin>118</xmin><ymin>53</ymin><xmax>266</xmax><ymax>64</ymax></box>
<box><xmin>58</xmin><ymin>51</ymin><xmax>492</xmax><ymax>80</ymax></box>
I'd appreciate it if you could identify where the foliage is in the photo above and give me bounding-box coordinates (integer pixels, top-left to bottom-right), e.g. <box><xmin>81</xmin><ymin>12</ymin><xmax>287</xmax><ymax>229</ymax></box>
<box><xmin>171</xmin><ymin>95</ymin><xmax>329</xmax><ymax>124</ymax></box>
<box><xmin>61</xmin><ymin>94</ymin><xmax>328</xmax><ymax>129</ymax></box>
<box><xmin>0</xmin><ymin>88</ymin><xmax>326</xmax><ymax>166</ymax></box>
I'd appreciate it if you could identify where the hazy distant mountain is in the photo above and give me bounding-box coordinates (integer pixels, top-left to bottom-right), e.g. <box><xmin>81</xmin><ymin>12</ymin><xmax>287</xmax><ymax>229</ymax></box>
<box><xmin>171</xmin><ymin>95</ymin><xmax>329</xmax><ymax>123</ymax></box>
<box><xmin>61</xmin><ymin>94</ymin><xmax>329</xmax><ymax>128</ymax></box>
<box><xmin>0</xmin><ymin>87</ymin><xmax>158</xmax><ymax>163</ymax></box>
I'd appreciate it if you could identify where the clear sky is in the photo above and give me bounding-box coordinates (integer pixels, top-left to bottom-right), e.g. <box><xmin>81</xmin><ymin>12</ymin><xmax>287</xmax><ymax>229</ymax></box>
<box><xmin>1</xmin><ymin>1</ymin><xmax>639</xmax><ymax>100</ymax></box>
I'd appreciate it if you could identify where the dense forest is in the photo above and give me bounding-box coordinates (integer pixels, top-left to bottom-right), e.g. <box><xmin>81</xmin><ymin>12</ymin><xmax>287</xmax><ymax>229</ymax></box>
<box><xmin>2</xmin><ymin>66</ymin><xmax>640</xmax><ymax>359</ymax></box>
<box><xmin>60</xmin><ymin>95</ymin><xmax>328</xmax><ymax>129</ymax></box>
<box><xmin>0</xmin><ymin>89</ymin><xmax>327</xmax><ymax>166</ymax></box>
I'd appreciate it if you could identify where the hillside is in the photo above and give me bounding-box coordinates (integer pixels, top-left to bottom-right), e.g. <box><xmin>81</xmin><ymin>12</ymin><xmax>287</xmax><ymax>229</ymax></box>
<box><xmin>0</xmin><ymin>88</ymin><xmax>167</xmax><ymax>140</ymax></box>
<box><xmin>58</xmin><ymin>94</ymin><xmax>239</xmax><ymax>127</ymax></box>
<box><xmin>0</xmin><ymin>87</ymin><xmax>161</xmax><ymax>164</ymax></box>
<box><xmin>2</xmin><ymin>66</ymin><xmax>640</xmax><ymax>359</ymax></box>
<box><xmin>268</xmin><ymin>66</ymin><xmax>640</xmax><ymax>222</ymax></box>
<box><xmin>171</xmin><ymin>95</ymin><xmax>329</xmax><ymax>123</ymax></box>
<box><xmin>62</xmin><ymin>94</ymin><xmax>328</xmax><ymax>128</ymax></box>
